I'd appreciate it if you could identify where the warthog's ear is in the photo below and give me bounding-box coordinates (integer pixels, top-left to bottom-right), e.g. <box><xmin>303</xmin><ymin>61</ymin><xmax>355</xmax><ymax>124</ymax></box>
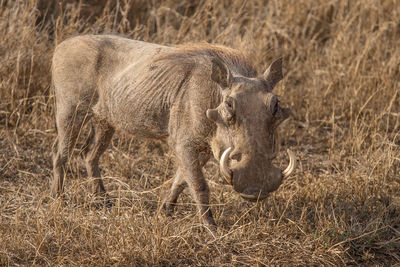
<box><xmin>263</xmin><ymin>57</ymin><xmax>283</xmax><ymax>88</ymax></box>
<box><xmin>211</xmin><ymin>58</ymin><xmax>232</xmax><ymax>89</ymax></box>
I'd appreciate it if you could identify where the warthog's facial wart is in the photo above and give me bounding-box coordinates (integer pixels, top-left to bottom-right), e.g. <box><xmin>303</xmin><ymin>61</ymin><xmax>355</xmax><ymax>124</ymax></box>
<box><xmin>207</xmin><ymin>58</ymin><xmax>296</xmax><ymax>201</ymax></box>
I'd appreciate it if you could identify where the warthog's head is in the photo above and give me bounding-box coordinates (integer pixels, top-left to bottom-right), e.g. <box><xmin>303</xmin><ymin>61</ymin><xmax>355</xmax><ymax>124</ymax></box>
<box><xmin>207</xmin><ymin>58</ymin><xmax>296</xmax><ymax>201</ymax></box>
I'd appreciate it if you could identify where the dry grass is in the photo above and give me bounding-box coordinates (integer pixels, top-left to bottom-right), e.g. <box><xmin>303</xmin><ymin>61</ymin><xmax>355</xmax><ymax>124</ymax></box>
<box><xmin>1</xmin><ymin>0</ymin><xmax>399</xmax><ymax>265</ymax></box>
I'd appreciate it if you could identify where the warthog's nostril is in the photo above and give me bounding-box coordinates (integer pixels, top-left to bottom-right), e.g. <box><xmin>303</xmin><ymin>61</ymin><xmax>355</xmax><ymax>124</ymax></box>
<box><xmin>229</xmin><ymin>152</ymin><xmax>242</xmax><ymax>162</ymax></box>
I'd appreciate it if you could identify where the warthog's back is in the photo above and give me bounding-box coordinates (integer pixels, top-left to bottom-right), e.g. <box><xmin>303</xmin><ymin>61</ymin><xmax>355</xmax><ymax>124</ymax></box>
<box><xmin>52</xmin><ymin>34</ymin><xmax>170</xmax><ymax>83</ymax></box>
<box><xmin>52</xmin><ymin>35</ymin><xmax>176</xmax><ymax>138</ymax></box>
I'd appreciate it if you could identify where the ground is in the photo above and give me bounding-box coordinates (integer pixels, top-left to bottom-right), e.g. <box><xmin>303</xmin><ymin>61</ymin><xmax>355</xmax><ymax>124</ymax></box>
<box><xmin>0</xmin><ymin>0</ymin><xmax>399</xmax><ymax>266</ymax></box>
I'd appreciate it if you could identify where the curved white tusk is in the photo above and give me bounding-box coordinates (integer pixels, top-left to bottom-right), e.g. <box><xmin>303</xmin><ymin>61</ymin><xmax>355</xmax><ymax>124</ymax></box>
<box><xmin>219</xmin><ymin>147</ymin><xmax>232</xmax><ymax>185</ymax></box>
<box><xmin>282</xmin><ymin>149</ymin><xmax>296</xmax><ymax>177</ymax></box>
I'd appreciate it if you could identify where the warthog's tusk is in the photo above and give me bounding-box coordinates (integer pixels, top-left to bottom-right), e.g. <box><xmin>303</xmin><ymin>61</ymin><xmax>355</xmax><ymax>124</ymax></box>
<box><xmin>282</xmin><ymin>149</ymin><xmax>296</xmax><ymax>177</ymax></box>
<box><xmin>219</xmin><ymin>147</ymin><xmax>232</xmax><ymax>185</ymax></box>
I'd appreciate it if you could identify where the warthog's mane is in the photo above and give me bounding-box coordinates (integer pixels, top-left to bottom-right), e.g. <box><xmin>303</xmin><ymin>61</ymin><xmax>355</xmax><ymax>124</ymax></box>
<box><xmin>153</xmin><ymin>43</ymin><xmax>258</xmax><ymax>78</ymax></box>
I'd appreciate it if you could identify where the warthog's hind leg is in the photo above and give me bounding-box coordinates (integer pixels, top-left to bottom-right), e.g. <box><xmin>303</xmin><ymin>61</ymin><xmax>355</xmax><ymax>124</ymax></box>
<box><xmin>51</xmin><ymin>105</ymin><xmax>88</xmax><ymax>197</ymax></box>
<box><xmin>83</xmin><ymin>117</ymin><xmax>115</xmax><ymax>195</ymax></box>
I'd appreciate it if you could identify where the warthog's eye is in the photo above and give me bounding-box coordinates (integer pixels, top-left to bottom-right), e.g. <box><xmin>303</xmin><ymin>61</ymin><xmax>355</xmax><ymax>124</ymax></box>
<box><xmin>273</xmin><ymin>102</ymin><xmax>279</xmax><ymax>116</ymax></box>
<box><xmin>225</xmin><ymin>99</ymin><xmax>233</xmax><ymax>109</ymax></box>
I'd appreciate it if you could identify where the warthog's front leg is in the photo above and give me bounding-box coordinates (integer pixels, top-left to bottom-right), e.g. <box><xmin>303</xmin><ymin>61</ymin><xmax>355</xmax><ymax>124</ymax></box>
<box><xmin>163</xmin><ymin>152</ymin><xmax>210</xmax><ymax>215</ymax></box>
<box><xmin>163</xmin><ymin>169</ymin><xmax>186</xmax><ymax>215</ymax></box>
<box><xmin>174</xmin><ymin>145</ymin><xmax>216</xmax><ymax>230</ymax></box>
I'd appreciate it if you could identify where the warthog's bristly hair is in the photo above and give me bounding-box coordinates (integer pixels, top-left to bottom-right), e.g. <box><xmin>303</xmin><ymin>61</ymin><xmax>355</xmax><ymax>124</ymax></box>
<box><xmin>154</xmin><ymin>42</ymin><xmax>258</xmax><ymax>77</ymax></box>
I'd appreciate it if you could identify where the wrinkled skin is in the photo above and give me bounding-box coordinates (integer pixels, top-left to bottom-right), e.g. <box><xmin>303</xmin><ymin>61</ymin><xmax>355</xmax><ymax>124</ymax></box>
<box><xmin>51</xmin><ymin>34</ymin><xmax>292</xmax><ymax>230</ymax></box>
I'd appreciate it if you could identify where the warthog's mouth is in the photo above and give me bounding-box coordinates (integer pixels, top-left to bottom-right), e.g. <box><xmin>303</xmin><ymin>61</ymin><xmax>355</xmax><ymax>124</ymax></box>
<box><xmin>239</xmin><ymin>192</ymin><xmax>269</xmax><ymax>202</ymax></box>
<box><xmin>219</xmin><ymin>147</ymin><xmax>297</xmax><ymax>189</ymax></box>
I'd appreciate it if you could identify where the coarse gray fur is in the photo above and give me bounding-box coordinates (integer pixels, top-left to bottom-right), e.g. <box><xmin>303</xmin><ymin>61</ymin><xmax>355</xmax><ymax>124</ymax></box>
<box><xmin>51</xmin><ymin>34</ymin><xmax>291</xmax><ymax>230</ymax></box>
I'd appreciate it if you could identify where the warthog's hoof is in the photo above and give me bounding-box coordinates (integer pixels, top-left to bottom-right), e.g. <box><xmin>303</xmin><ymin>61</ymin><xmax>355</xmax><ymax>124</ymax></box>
<box><xmin>90</xmin><ymin>193</ymin><xmax>114</xmax><ymax>210</ymax></box>
<box><xmin>162</xmin><ymin>201</ymin><xmax>176</xmax><ymax>216</ymax></box>
<box><xmin>203</xmin><ymin>222</ymin><xmax>217</xmax><ymax>236</ymax></box>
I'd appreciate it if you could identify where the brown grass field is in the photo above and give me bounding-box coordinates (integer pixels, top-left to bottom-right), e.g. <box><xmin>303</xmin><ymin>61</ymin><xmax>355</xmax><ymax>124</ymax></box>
<box><xmin>1</xmin><ymin>0</ymin><xmax>399</xmax><ymax>265</ymax></box>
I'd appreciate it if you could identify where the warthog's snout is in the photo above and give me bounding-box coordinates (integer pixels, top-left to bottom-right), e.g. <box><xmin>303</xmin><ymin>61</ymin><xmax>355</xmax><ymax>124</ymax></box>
<box><xmin>219</xmin><ymin>147</ymin><xmax>296</xmax><ymax>201</ymax></box>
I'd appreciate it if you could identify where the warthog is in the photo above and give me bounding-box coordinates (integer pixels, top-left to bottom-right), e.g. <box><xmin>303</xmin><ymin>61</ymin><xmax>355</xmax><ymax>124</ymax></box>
<box><xmin>51</xmin><ymin>34</ymin><xmax>296</xmax><ymax>229</ymax></box>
